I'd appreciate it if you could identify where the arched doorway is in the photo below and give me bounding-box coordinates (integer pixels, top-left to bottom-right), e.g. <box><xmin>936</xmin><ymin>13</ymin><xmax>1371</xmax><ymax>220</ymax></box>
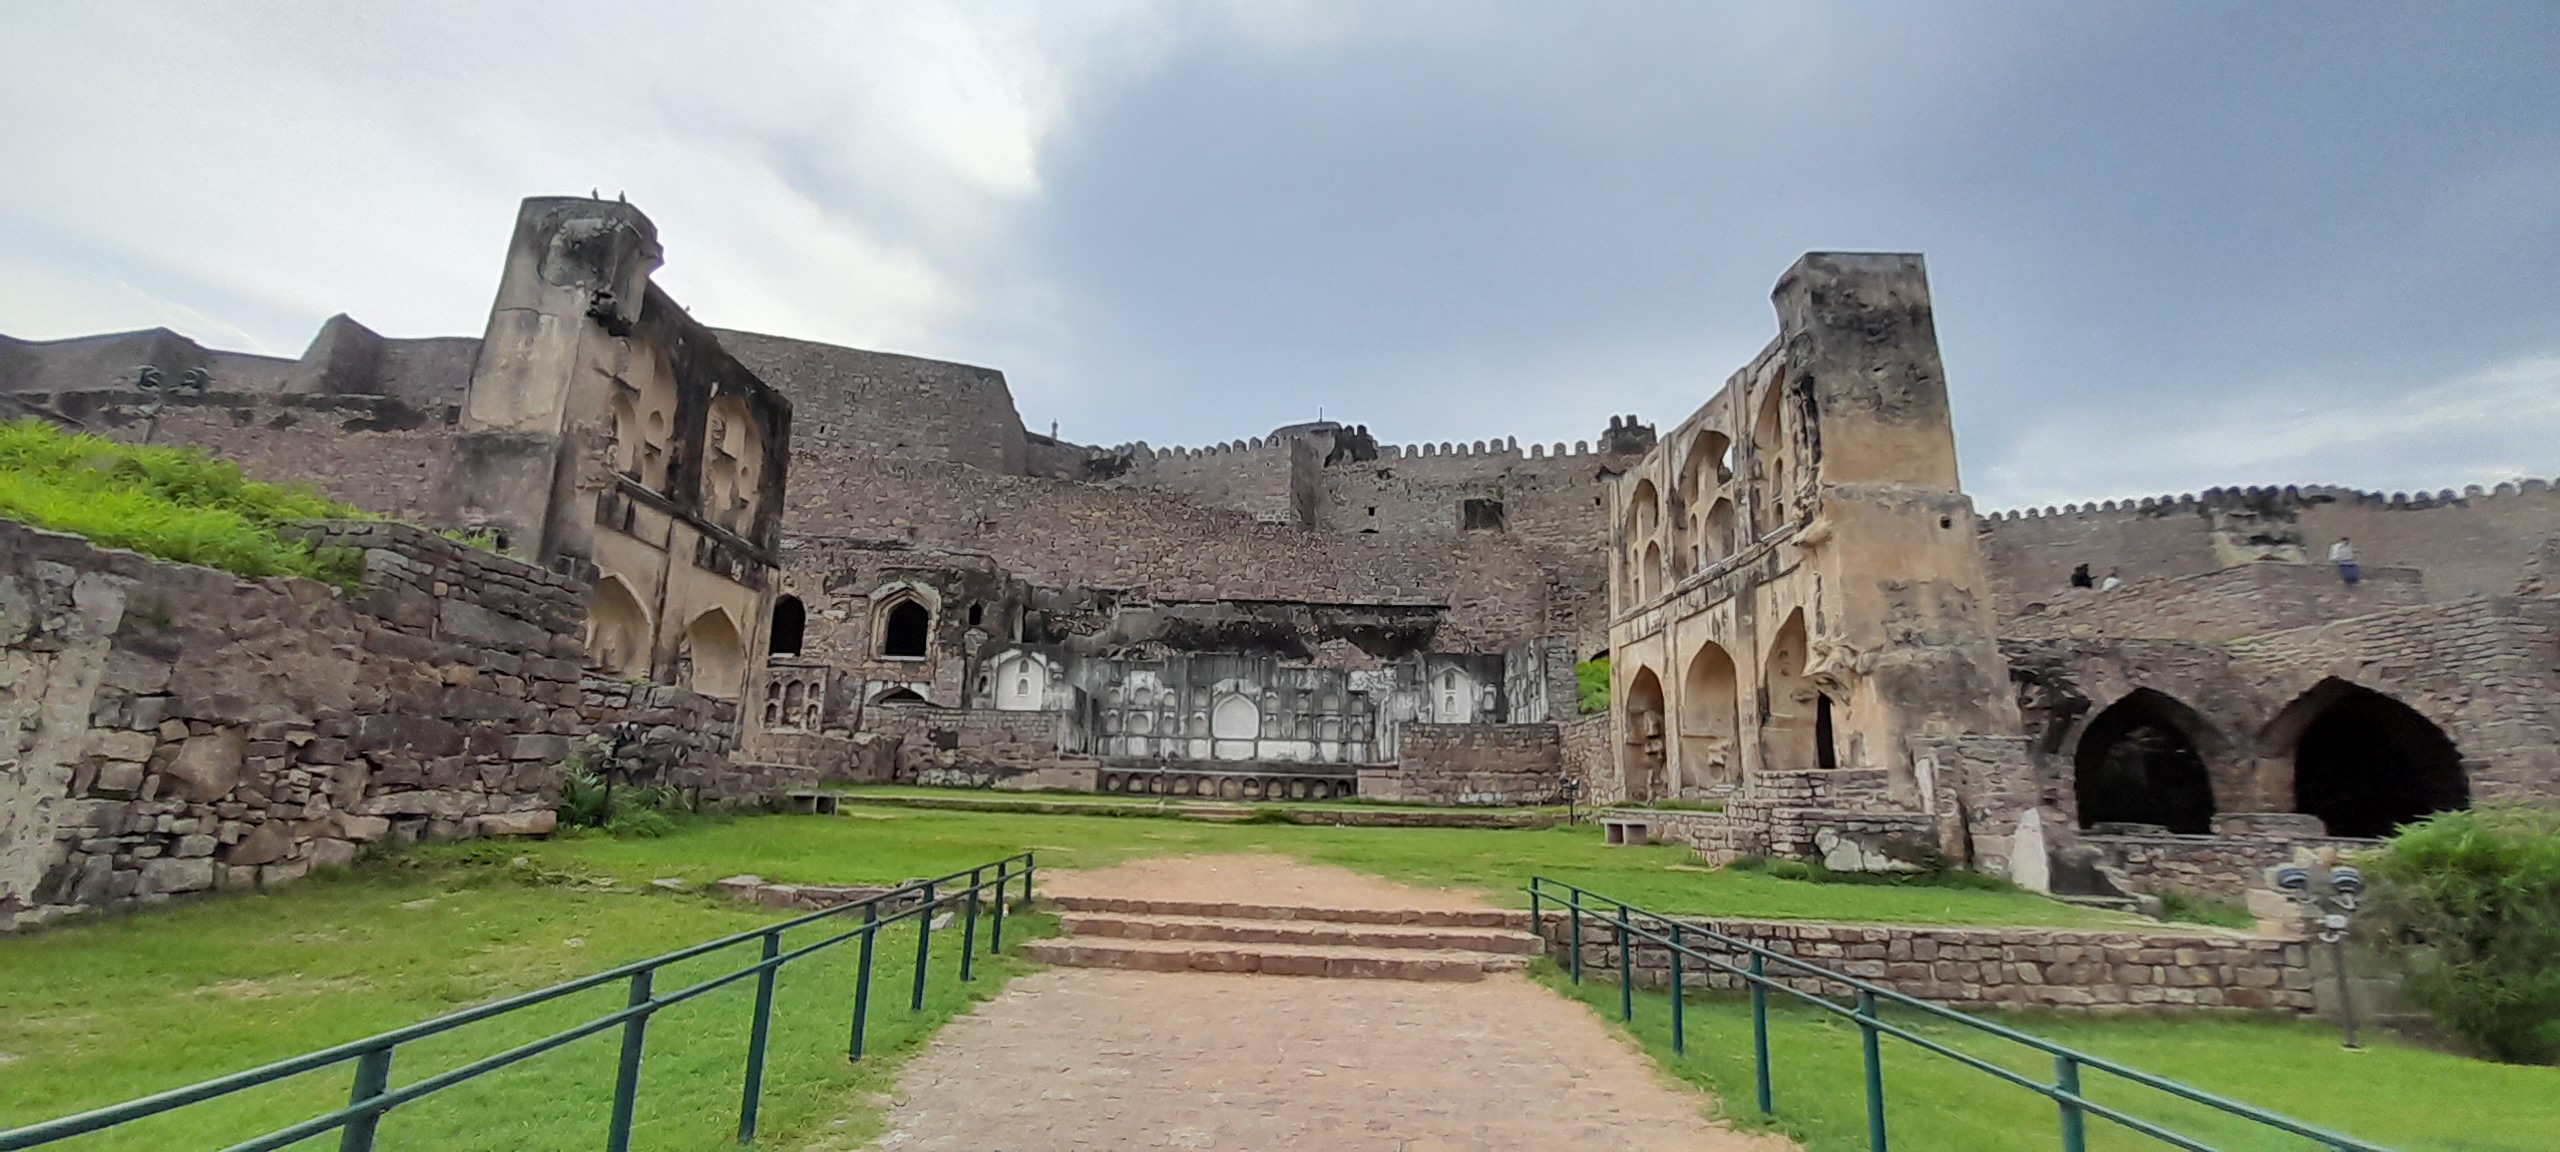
<box><xmin>2073</xmin><ymin>689</ymin><xmax>2218</xmax><ymax>833</ymax></box>
<box><xmin>1761</xmin><ymin>609</ymin><xmax>1837</xmax><ymax>772</ymax></box>
<box><xmin>1623</xmin><ymin>666</ymin><xmax>1667</xmax><ymax>803</ymax></box>
<box><xmin>1678</xmin><ymin>642</ymin><xmax>1741</xmax><ymax>792</ymax></box>
<box><xmin>2272</xmin><ymin>679</ymin><xmax>2467</xmax><ymax>838</ymax></box>
<box><xmin>769</xmin><ymin>595</ymin><xmax>804</xmax><ymax>656</ymax></box>
<box><xmin>881</xmin><ymin>598</ymin><xmax>930</xmax><ymax>658</ymax></box>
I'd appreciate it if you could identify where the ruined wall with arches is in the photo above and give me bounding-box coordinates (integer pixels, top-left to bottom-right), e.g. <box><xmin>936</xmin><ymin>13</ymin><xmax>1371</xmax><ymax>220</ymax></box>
<box><xmin>2006</xmin><ymin>592</ymin><xmax>2560</xmax><ymax>904</ymax></box>
<box><xmin>1606</xmin><ymin>253</ymin><xmax>2035</xmax><ymax>880</ymax></box>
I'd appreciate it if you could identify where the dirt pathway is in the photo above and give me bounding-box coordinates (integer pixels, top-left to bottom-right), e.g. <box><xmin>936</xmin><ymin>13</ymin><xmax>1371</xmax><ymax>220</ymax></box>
<box><xmin>865</xmin><ymin>856</ymin><xmax>1789</xmax><ymax>1151</ymax></box>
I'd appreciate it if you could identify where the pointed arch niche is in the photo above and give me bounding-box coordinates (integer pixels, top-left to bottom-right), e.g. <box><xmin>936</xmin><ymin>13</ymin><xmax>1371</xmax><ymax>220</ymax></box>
<box><xmin>682</xmin><ymin>608</ymin><xmax>747</xmax><ymax>700</ymax></box>
<box><xmin>586</xmin><ymin>575</ymin><xmax>652</xmax><ymax>679</ymax></box>
<box><xmin>1678</xmin><ymin>642</ymin><xmax>1742</xmax><ymax>792</ymax></box>
<box><xmin>1761</xmin><ymin>609</ymin><xmax>1838</xmax><ymax>773</ymax></box>
<box><xmin>1622</xmin><ymin>666</ymin><xmax>1667</xmax><ymax>803</ymax></box>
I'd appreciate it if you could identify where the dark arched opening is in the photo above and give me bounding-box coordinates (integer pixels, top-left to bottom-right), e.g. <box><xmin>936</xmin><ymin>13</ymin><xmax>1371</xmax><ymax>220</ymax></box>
<box><xmin>2075</xmin><ymin>690</ymin><xmax>2217</xmax><ymax>833</ymax></box>
<box><xmin>769</xmin><ymin>595</ymin><xmax>804</xmax><ymax>656</ymax></box>
<box><xmin>2291</xmin><ymin>682</ymin><xmax>2467</xmax><ymax>838</ymax></box>
<box><xmin>882</xmin><ymin>600</ymin><xmax>930</xmax><ymax>658</ymax></box>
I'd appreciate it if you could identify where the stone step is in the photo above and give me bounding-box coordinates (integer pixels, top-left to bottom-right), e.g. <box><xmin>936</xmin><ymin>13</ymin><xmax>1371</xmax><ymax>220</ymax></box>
<box><xmin>1044</xmin><ymin>895</ymin><xmax>1530</xmax><ymax>929</ymax></box>
<box><xmin>1058</xmin><ymin>912</ymin><xmax>1542</xmax><ymax>955</ymax></box>
<box><xmin>1022</xmin><ymin>936</ymin><xmax>1529</xmax><ymax>982</ymax></box>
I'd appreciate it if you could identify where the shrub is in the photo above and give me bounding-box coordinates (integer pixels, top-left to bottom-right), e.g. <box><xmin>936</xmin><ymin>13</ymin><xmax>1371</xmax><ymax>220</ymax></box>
<box><xmin>2159</xmin><ymin>889</ymin><xmax>2255</xmax><ymax>929</ymax></box>
<box><xmin>555</xmin><ymin>765</ymin><xmax>696</xmax><ymax>838</ymax></box>
<box><xmin>2365</xmin><ymin>805</ymin><xmax>2560</xmax><ymax>1064</ymax></box>
<box><xmin>0</xmin><ymin>418</ymin><xmax>368</xmax><ymax>586</ymax></box>
<box><xmin>1575</xmin><ymin>657</ymin><xmax>1611</xmax><ymax>714</ymax></box>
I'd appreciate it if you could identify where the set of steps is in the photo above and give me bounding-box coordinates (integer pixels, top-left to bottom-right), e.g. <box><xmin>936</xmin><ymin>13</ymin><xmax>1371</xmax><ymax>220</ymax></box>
<box><xmin>1025</xmin><ymin>897</ymin><xmax>1542</xmax><ymax>982</ymax></box>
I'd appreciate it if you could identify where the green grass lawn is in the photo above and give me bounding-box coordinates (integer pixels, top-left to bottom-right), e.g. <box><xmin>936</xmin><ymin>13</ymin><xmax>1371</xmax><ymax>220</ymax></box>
<box><xmin>1541</xmin><ymin>965</ymin><xmax>2559</xmax><ymax>1152</ymax></box>
<box><xmin>472</xmin><ymin>809</ymin><xmax>2133</xmax><ymax>927</ymax></box>
<box><xmin>833</xmin><ymin>782</ymin><xmax>1559</xmax><ymax>815</ymax></box>
<box><xmin>0</xmin><ymin>857</ymin><xmax>1045</xmax><ymax>1151</ymax></box>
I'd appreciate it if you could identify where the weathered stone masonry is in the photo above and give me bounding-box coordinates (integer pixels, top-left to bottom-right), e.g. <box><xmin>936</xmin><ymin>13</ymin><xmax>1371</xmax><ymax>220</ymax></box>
<box><xmin>1</xmin><ymin>520</ymin><xmax>584</xmax><ymax>928</ymax></box>
<box><xmin>1540</xmin><ymin>915</ymin><xmax>2319</xmax><ymax>1014</ymax></box>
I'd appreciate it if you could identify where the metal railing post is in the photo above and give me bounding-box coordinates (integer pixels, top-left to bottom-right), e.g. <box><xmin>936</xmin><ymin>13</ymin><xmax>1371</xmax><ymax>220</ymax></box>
<box><xmin>911</xmin><ymin>883</ymin><xmax>937</xmax><ymax>1012</ymax></box>
<box><xmin>737</xmin><ymin>929</ymin><xmax>781</xmax><ymax>1145</ymax></box>
<box><xmin>1750</xmin><ymin>954</ymin><xmax>1772</xmax><ymax>1114</ymax></box>
<box><xmin>605</xmin><ymin>968</ymin><xmax>655</xmax><ymax>1152</ymax></box>
<box><xmin>1023</xmin><ymin>859</ymin><xmax>1036</xmax><ymax>907</ymax></box>
<box><xmin>1669</xmin><ymin>922</ymin><xmax>1685</xmax><ymax>1057</ymax></box>
<box><xmin>990</xmin><ymin>860</ymin><xmax>1009</xmax><ymax>954</ymax></box>
<box><xmin>335</xmin><ymin>1045</ymin><xmax>393</xmax><ymax>1152</ymax></box>
<box><xmin>961</xmin><ymin>869</ymin><xmax>982</xmax><ymax>983</ymax></box>
<box><xmin>1616</xmin><ymin>905</ymin><xmax>1634</xmax><ymax>1022</ymax></box>
<box><xmin>1568</xmin><ymin>889</ymin><xmax>1585</xmax><ymax>984</ymax></box>
<box><xmin>1857</xmin><ymin>988</ymin><xmax>1887</xmax><ymax>1152</ymax></box>
<box><xmin>849</xmin><ymin>902</ymin><xmax>878</xmax><ymax>1061</ymax></box>
<box><xmin>2055</xmin><ymin>1054</ymin><xmax>2086</xmax><ymax>1152</ymax></box>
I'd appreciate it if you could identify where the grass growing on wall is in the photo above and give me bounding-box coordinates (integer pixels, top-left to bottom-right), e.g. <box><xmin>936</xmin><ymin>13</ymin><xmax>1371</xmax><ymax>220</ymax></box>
<box><xmin>1576</xmin><ymin>656</ymin><xmax>1611</xmax><ymax>714</ymax></box>
<box><xmin>0</xmin><ymin>417</ymin><xmax>366</xmax><ymax>585</ymax></box>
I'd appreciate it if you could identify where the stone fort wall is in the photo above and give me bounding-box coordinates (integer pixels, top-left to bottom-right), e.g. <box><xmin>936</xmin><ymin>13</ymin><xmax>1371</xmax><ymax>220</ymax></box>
<box><xmin>1980</xmin><ymin>482</ymin><xmax>2560</xmax><ymax>610</ymax></box>
<box><xmin>781</xmin><ymin>454</ymin><xmax>1587</xmax><ymax>651</ymax></box>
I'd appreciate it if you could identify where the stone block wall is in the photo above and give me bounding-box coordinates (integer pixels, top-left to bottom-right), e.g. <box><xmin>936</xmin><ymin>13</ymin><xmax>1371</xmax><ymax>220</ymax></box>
<box><xmin>2082</xmin><ymin>829</ymin><xmax>2378</xmax><ymax>904</ymax></box>
<box><xmin>570</xmin><ymin>677</ymin><xmax>772</xmax><ymax>801</ymax></box>
<box><xmin>2222</xmin><ymin>596</ymin><xmax>2560</xmax><ymax>803</ymax></box>
<box><xmin>1540</xmin><ymin>915</ymin><xmax>2319</xmax><ymax>1014</ymax></box>
<box><xmin>1</xmin><ymin>519</ymin><xmax>588</xmax><ymax>930</ymax></box>
<box><xmin>1372</xmin><ymin>723</ymin><xmax>1567</xmax><ymax>805</ymax></box>
<box><xmin>1997</xmin><ymin>562</ymin><xmax>2428</xmax><ymax>643</ymax></box>
<box><xmin>781</xmin><ymin>455</ymin><xmax>1579</xmax><ymax>651</ymax></box>
<box><xmin>1559</xmin><ymin>712</ymin><xmax>1616</xmax><ymax>806</ymax></box>
<box><xmin>861</xmin><ymin>706</ymin><xmax>1073</xmax><ymax>786</ymax></box>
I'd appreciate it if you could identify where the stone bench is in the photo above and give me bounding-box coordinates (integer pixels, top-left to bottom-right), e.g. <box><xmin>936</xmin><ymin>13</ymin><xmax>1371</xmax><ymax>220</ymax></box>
<box><xmin>1601</xmin><ymin>817</ymin><xmax>1652</xmax><ymax>846</ymax></box>
<box><xmin>784</xmin><ymin>790</ymin><xmax>840</xmax><ymax>815</ymax></box>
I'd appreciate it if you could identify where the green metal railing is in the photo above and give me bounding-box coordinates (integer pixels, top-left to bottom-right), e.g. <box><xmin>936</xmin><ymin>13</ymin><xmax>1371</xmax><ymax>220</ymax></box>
<box><xmin>0</xmin><ymin>853</ymin><xmax>1036</xmax><ymax>1151</ymax></box>
<box><xmin>1529</xmin><ymin>877</ymin><xmax>2392</xmax><ymax>1152</ymax></box>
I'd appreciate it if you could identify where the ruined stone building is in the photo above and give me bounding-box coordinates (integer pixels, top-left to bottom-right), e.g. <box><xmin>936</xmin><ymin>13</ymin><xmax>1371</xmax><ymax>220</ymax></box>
<box><xmin>5</xmin><ymin>195</ymin><xmax>2556</xmax><ymax>922</ymax></box>
<box><xmin>1598</xmin><ymin>254</ymin><xmax>2560</xmax><ymax>904</ymax></box>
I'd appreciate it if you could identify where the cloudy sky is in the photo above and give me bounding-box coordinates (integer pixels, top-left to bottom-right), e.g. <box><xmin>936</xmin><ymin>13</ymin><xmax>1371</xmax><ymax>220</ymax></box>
<box><xmin>4</xmin><ymin>2</ymin><xmax>2555</xmax><ymax>509</ymax></box>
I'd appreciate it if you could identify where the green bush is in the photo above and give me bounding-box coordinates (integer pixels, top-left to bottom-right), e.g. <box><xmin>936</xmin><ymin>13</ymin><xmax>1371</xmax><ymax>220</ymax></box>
<box><xmin>1575</xmin><ymin>657</ymin><xmax>1611</xmax><ymax>714</ymax></box>
<box><xmin>0</xmin><ymin>418</ymin><xmax>367</xmax><ymax>586</ymax></box>
<box><xmin>2159</xmin><ymin>889</ymin><xmax>2255</xmax><ymax>929</ymax></box>
<box><xmin>2366</xmin><ymin>805</ymin><xmax>2560</xmax><ymax>1064</ymax></box>
<box><xmin>555</xmin><ymin>766</ymin><xmax>696</xmax><ymax>838</ymax></box>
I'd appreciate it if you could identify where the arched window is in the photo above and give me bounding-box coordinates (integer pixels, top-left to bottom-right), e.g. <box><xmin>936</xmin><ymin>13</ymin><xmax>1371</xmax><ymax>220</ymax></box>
<box><xmin>2074</xmin><ymin>690</ymin><xmax>2218</xmax><ymax>833</ymax></box>
<box><xmin>2268</xmin><ymin>679</ymin><xmax>2467</xmax><ymax>838</ymax></box>
<box><xmin>881</xmin><ymin>599</ymin><xmax>930</xmax><ymax>658</ymax></box>
<box><xmin>769</xmin><ymin>595</ymin><xmax>804</xmax><ymax>656</ymax></box>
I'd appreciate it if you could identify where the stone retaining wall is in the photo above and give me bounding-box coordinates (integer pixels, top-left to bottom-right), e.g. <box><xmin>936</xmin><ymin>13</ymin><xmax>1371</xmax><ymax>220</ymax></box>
<box><xmin>1539</xmin><ymin>914</ymin><xmax>2317</xmax><ymax>1013</ymax></box>
<box><xmin>2</xmin><ymin>520</ymin><xmax>584</xmax><ymax>929</ymax></box>
<box><xmin>1370</xmin><ymin>723</ymin><xmax>1567</xmax><ymax>805</ymax></box>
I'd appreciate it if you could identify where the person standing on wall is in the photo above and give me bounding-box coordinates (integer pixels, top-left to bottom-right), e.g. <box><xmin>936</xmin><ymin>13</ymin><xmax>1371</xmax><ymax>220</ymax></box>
<box><xmin>2330</xmin><ymin>536</ymin><xmax>2360</xmax><ymax>585</ymax></box>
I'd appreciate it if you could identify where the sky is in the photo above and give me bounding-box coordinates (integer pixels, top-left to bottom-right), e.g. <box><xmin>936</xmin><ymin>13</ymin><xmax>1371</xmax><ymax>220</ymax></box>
<box><xmin>3</xmin><ymin>1</ymin><xmax>2555</xmax><ymax>510</ymax></box>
